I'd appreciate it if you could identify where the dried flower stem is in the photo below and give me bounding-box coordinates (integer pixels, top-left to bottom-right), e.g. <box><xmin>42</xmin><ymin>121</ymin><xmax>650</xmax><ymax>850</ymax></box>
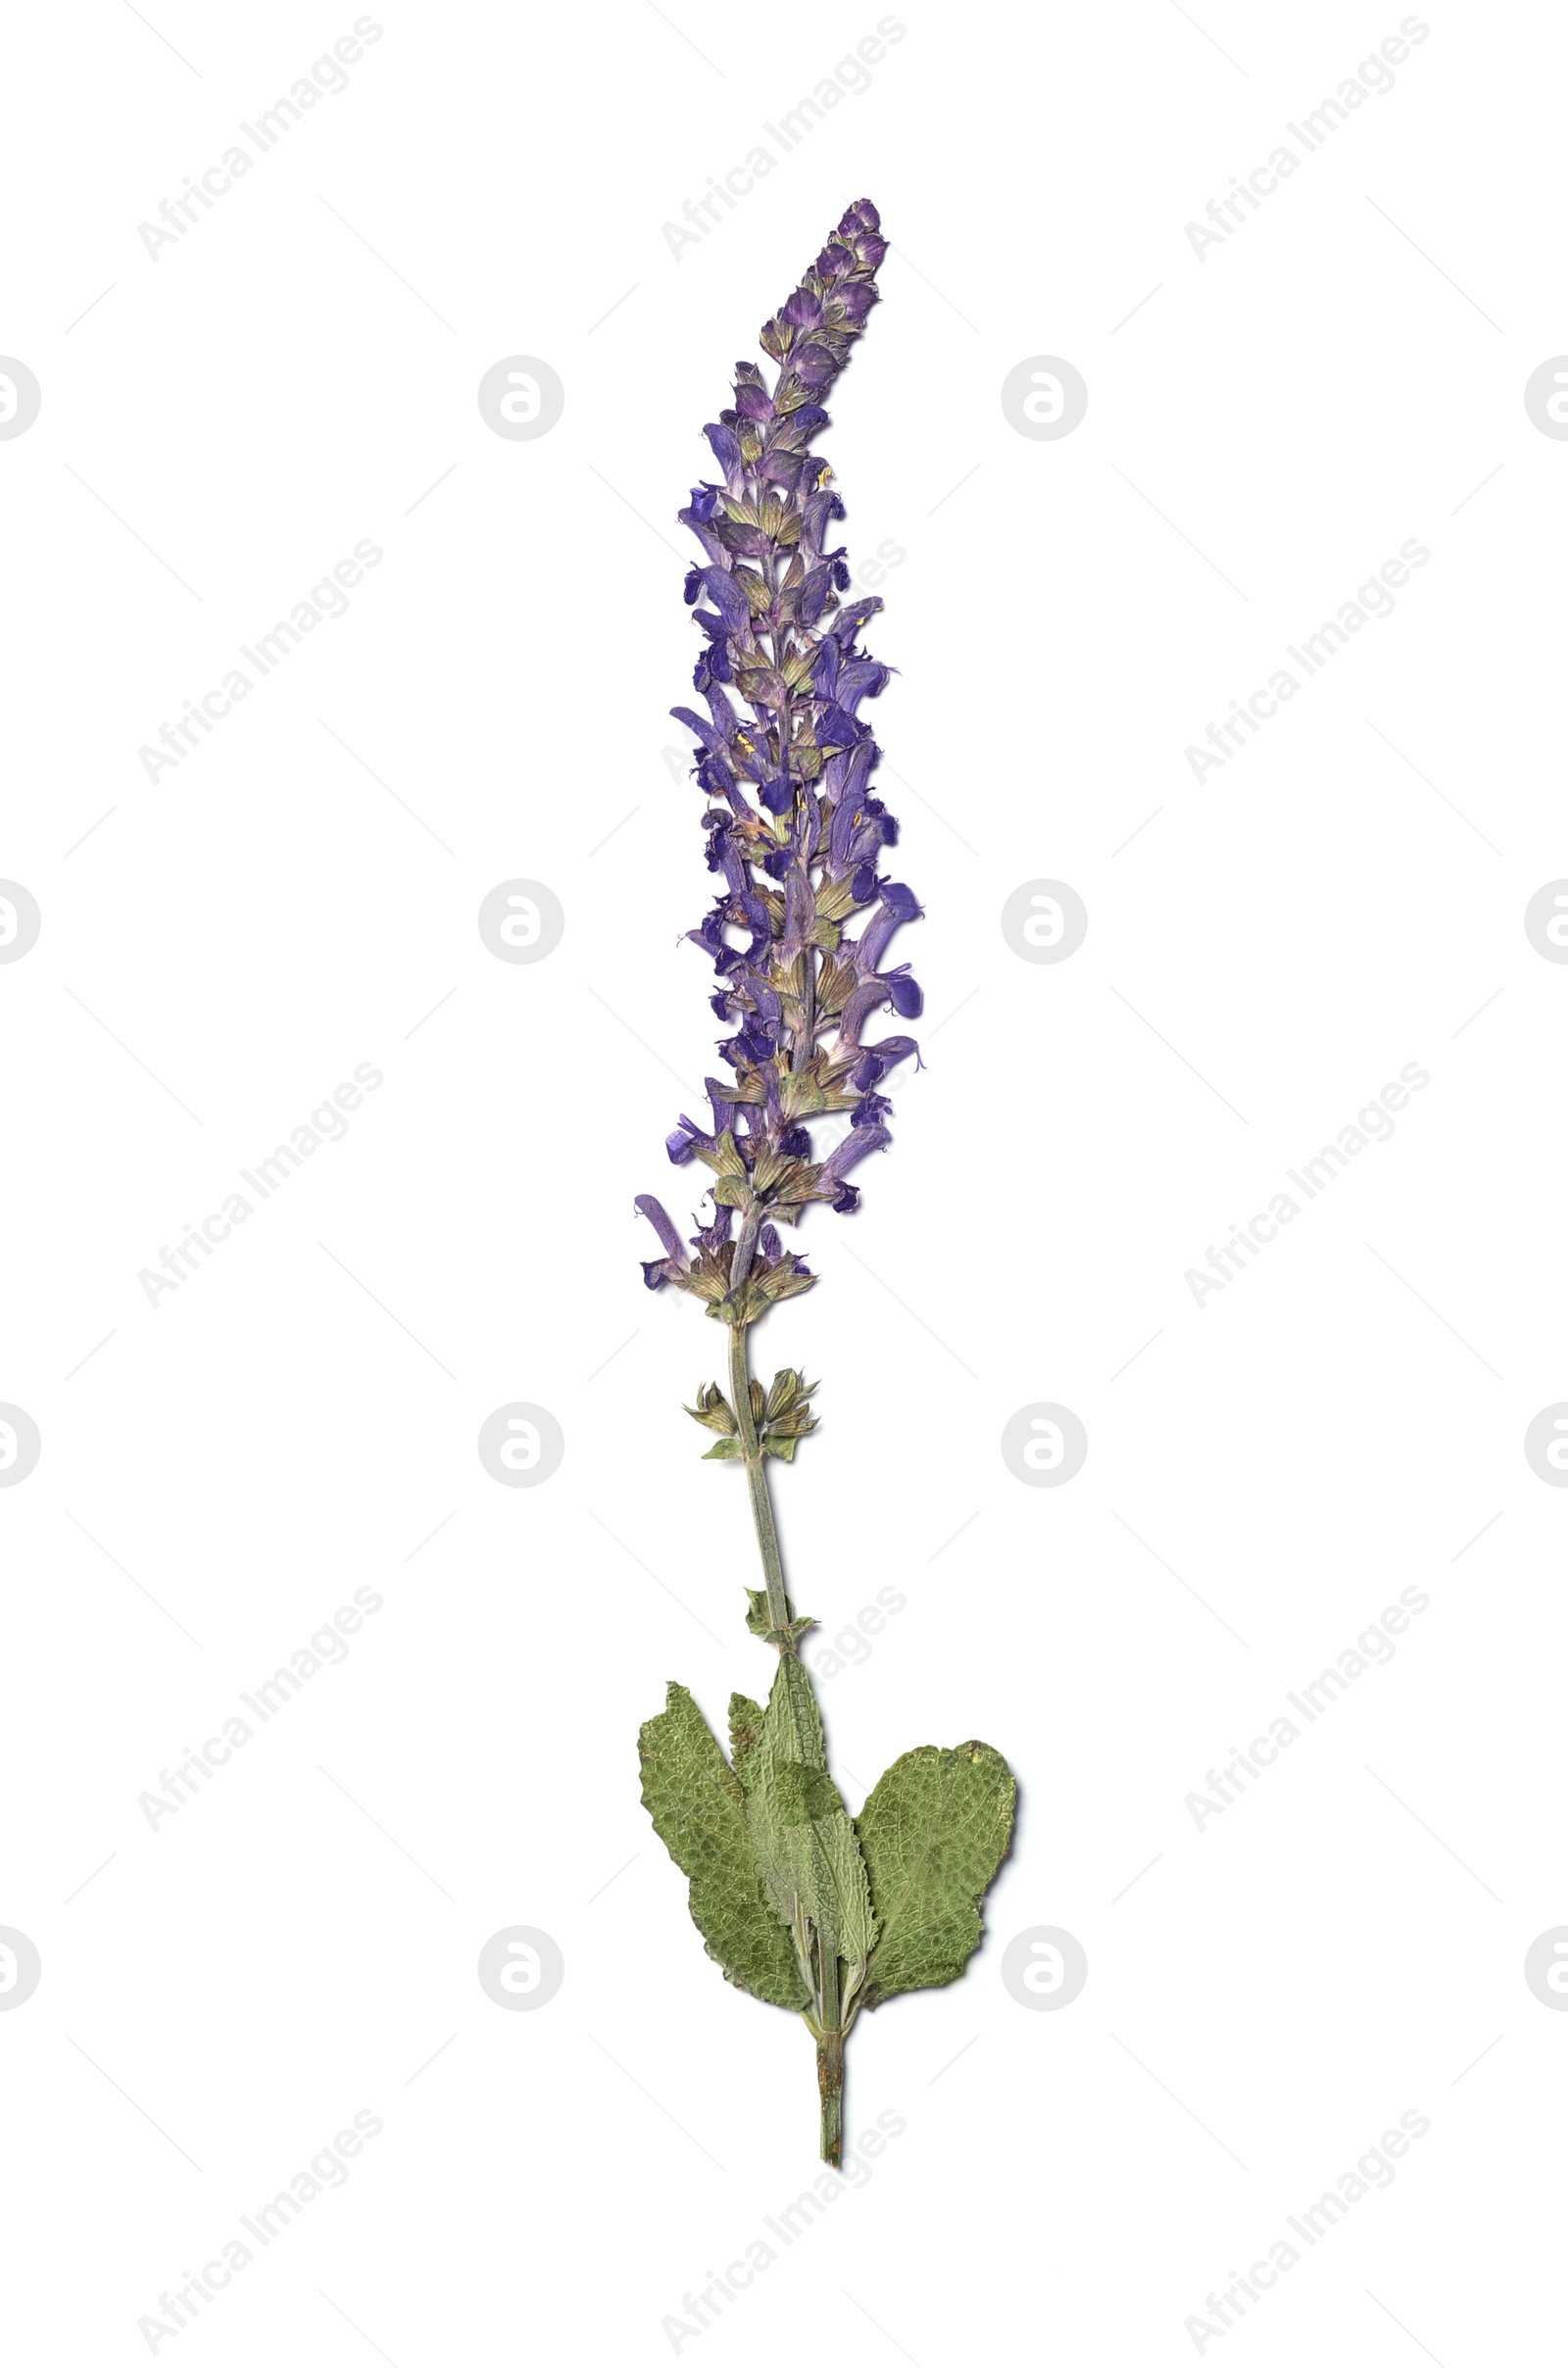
<box><xmin>634</xmin><ymin>201</ymin><xmax>1016</xmax><ymax>2177</ymax></box>
<box><xmin>727</xmin><ymin>1314</ymin><xmax>795</xmax><ymax>1653</ymax></box>
<box><xmin>814</xmin><ymin>2028</ymin><xmax>844</xmax><ymax>2169</ymax></box>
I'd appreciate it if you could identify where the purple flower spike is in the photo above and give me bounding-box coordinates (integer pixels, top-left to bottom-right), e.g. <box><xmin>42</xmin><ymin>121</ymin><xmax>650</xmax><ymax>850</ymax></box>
<box><xmin>631</xmin><ymin>207</ymin><xmax>1020</xmax><ymax>2173</ymax></box>
<box><xmin>639</xmin><ymin>199</ymin><xmax>923</xmax><ymax>1298</ymax></box>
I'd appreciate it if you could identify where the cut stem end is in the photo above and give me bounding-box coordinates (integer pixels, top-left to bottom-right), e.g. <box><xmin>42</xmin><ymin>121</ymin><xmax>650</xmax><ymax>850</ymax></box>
<box><xmin>816</xmin><ymin>2029</ymin><xmax>845</xmax><ymax>2169</ymax></box>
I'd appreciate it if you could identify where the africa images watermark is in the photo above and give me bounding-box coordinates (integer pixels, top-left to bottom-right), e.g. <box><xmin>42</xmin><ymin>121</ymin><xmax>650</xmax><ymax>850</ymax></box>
<box><xmin>1182</xmin><ymin>2109</ymin><xmax>1431</xmax><ymax>2352</ymax></box>
<box><xmin>136</xmin><ymin>2109</ymin><xmax>384</xmax><ymax>2352</ymax></box>
<box><xmin>1183</xmin><ymin>1582</ymin><xmax>1431</xmax><ymax>1834</ymax></box>
<box><xmin>136</xmin><ymin>1061</ymin><xmax>383</xmax><ymax>1307</ymax></box>
<box><xmin>1184</xmin><ymin>16</ymin><xmax>1431</xmax><ymax>262</ymax></box>
<box><xmin>1183</xmin><ymin>1061</ymin><xmax>1430</xmax><ymax>1308</ymax></box>
<box><xmin>137</xmin><ymin>542</ymin><xmax>383</xmax><ymax>785</ymax></box>
<box><xmin>662</xmin><ymin>17</ymin><xmax>906</xmax><ymax>261</ymax></box>
<box><xmin>137</xmin><ymin>18</ymin><xmax>384</xmax><ymax>262</ymax></box>
<box><xmin>1184</xmin><ymin>541</ymin><xmax>1430</xmax><ymax>785</ymax></box>
<box><xmin>813</xmin><ymin>1583</ymin><xmax>907</xmax><ymax>1685</ymax></box>
<box><xmin>136</xmin><ymin>1583</ymin><xmax>384</xmax><ymax>1832</ymax></box>
<box><xmin>660</xmin><ymin>2108</ymin><xmax>907</xmax><ymax>2350</ymax></box>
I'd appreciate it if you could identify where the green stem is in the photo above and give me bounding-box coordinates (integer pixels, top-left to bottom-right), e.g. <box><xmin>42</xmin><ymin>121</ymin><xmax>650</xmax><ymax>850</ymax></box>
<box><xmin>816</xmin><ymin>1933</ymin><xmax>842</xmax><ymax>2163</ymax></box>
<box><xmin>727</xmin><ymin>1312</ymin><xmax>795</xmax><ymax>1651</ymax></box>
<box><xmin>793</xmin><ymin>940</ymin><xmax>816</xmax><ymax>1072</ymax></box>
<box><xmin>726</xmin><ymin>1239</ymin><xmax>847</xmax><ymax>2160</ymax></box>
<box><xmin>815</xmin><ymin>2027</ymin><xmax>844</xmax><ymax>2169</ymax></box>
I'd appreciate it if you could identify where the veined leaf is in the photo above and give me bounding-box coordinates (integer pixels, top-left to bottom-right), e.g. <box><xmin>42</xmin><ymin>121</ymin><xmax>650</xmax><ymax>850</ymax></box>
<box><xmin>856</xmin><ymin>1743</ymin><xmax>1015</xmax><ymax>2006</ymax></box>
<box><xmin>806</xmin><ymin>1808</ymin><xmax>878</xmax><ymax>1974</ymax></box>
<box><xmin>728</xmin><ymin>1691</ymin><xmax>766</xmax><ymax>1785</ymax></box>
<box><xmin>638</xmin><ymin>1682</ymin><xmax>810</xmax><ymax>2010</ymax></box>
<box><xmin>744</xmin><ymin>1658</ymin><xmax>877</xmax><ymax>1973</ymax></box>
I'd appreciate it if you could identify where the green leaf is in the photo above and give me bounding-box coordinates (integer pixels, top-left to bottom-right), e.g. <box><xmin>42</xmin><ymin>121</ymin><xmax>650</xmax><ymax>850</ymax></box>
<box><xmin>761</xmin><ymin>1652</ymin><xmax>822</xmax><ymax>1763</ymax></box>
<box><xmin>773</xmin><ymin>1762</ymin><xmax>846</xmax><ymax>1825</ymax></box>
<box><xmin>701</xmin><ymin>1437</ymin><xmax>745</xmax><ymax>1459</ymax></box>
<box><xmin>856</xmin><ymin>1743</ymin><xmax>1016</xmax><ymax>2007</ymax></box>
<box><xmin>728</xmin><ymin>1692</ymin><xmax>766</xmax><ymax>1783</ymax></box>
<box><xmin>638</xmin><ymin>1683</ymin><xmax>810</xmax><ymax>2011</ymax></box>
<box><xmin>745</xmin><ymin>1658</ymin><xmax>877</xmax><ymax>1975</ymax></box>
<box><xmin>811</xmin><ymin>1812</ymin><xmax>878</xmax><ymax>1975</ymax></box>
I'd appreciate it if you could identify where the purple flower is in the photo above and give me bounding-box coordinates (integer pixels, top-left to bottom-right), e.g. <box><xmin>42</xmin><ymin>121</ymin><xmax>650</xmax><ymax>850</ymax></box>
<box><xmin>704</xmin><ymin>421</ymin><xmax>742</xmax><ymax>476</ymax></box>
<box><xmin>699</xmin><ymin>567</ymin><xmax>752</xmax><ymax>633</ymax></box>
<box><xmin>821</xmin><ymin>1121</ymin><xmax>890</xmax><ymax>1182</ymax></box>
<box><xmin>635</xmin><ymin>1193</ymin><xmax>687</xmax><ymax>1289</ymax></box>
<box><xmin>637</xmin><ymin>203</ymin><xmax>919</xmax><ymax>1292</ymax></box>
<box><xmin>665</xmin><ymin>1117</ymin><xmax>707</xmax><ymax>1165</ymax></box>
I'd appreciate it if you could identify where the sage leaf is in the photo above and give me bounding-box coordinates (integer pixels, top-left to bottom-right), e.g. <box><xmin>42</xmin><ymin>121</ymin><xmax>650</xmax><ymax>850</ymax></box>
<box><xmin>728</xmin><ymin>1692</ymin><xmax>766</xmax><ymax>1783</ymax></box>
<box><xmin>856</xmin><ymin>1742</ymin><xmax>1016</xmax><ymax>2007</ymax></box>
<box><xmin>744</xmin><ymin>1658</ymin><xmax>877</xmax><ymax>1975</ymax></box>
<box><xmin>638</xmin><ymin>1681</ymin><xmax>810</xmax><ymax>2010</ymax></box>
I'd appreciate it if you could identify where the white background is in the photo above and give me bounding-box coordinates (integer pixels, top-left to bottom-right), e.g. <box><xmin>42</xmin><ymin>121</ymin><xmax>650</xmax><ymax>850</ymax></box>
<box><xmin>3</xmin><ymin>1</ymin><xmax>1563</xmax><ymax>2359</ymax></box>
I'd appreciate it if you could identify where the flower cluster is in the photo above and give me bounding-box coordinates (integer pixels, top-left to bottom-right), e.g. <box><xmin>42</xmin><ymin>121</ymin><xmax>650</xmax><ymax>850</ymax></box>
<box><xmin>636</xmin><ymin>200</ymin><xmax>918</xmax><ymax>1321</ymax></box>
